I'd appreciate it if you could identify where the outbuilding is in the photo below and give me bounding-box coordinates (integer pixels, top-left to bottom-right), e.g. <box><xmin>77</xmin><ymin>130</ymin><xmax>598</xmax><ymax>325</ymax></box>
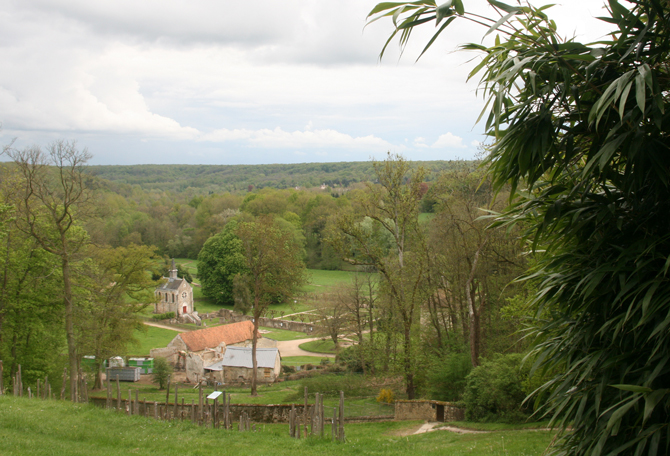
<box><xmin>204</xmin><ymin>347</ymin><xmax>281</xmax><ymax>385</ymax></box>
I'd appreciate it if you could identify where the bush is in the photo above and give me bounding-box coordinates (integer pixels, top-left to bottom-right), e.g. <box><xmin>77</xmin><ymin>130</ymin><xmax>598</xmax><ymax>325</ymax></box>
<box><xmin>376</xmin><ymin>388</ymin><xmax>395</xmax><ymax>404</ymax></box>
<box><xmin>423</xmin><ymin>352</ymin><xmax>472</xmax><ymax>402</ymax></box>
<box><xmin>463</xmin><ymin>353</ymin><xmax>531</xmax><ymax>423</ymax></box>
<box><xmin>152</xmin><ymin>312</ymin><xmax>175</xmax><ymax>320</ymax></box>
<box><xmin>336</xmin><ymin>345</ymin><xmax>371</xmax><ymax>373</ymax></box>
<box><xmin>281</xmin><ymin>364</ymin><xmax>296</xmax><ymax>374</ymax></box>
<box><xmin>152</xmin><ymin>357</ymin><xmax>173</xmax><ymax>390</ymax></box>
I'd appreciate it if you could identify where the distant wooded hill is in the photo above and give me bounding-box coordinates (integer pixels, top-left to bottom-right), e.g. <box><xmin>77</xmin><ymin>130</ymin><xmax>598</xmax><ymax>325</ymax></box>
<box><xmin>88</xmin><ymin>161</ymin><xmax>465</xmax><ymax>193</ymax></box>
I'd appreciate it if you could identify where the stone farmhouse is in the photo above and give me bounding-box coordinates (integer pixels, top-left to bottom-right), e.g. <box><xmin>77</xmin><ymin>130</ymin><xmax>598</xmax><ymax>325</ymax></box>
<box><xmin>150</xmin><ymin>321</ymin><xmax>277</xmax><ymax>384</ymax></box>
<box><xmin>154</xmin><ymin>259</ymin><xmax>200</xmax><ymax>324</ymax></box>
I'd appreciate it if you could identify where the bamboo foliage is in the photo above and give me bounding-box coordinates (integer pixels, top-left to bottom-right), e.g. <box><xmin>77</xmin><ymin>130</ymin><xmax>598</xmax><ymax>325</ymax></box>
<box><xmin>369</xmin><ymin>0</ymin><xmax>670</xmax><ymax>454</ymax></box>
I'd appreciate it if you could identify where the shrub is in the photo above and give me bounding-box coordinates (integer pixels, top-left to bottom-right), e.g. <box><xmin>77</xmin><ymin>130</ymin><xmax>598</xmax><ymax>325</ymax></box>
<box><xmin>376</xmin><ymin>388</ymin><xmax>395</xmax><ymax>404</ymax></box>
<box><xmin>281</xmin><ymin>364</ymin><xmax>296</xmax><ymax>374</ymax></box>
<box><xmin>423</xmin><ymin>352</ymin><xmax>472</xmax><ymax>402</ymax></box>
<box><xmin>152</xmin><ymin>312</ymin><xmax>175</xmax><ymax>321</ymax></box>
<box><xmin>151</xmin><ymin>357</ymin><xmax>173</xmax><ymax>390</ymax></box>
<box><xmin>463</xmin><ymin>353</ymin><xmax>531</xmax><ymax>423</ymax></box>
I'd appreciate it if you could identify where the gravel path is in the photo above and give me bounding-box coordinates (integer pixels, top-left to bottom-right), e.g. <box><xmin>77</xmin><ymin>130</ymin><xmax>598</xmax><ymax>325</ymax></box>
<box><xmin>143</xmin><ymin>321</ymin><xmax>183</xmax><ymax>332</ymax></box>
<box><xmin>276</xmin><ymin>338</ymin><xmax>336</xmax><ymax>358</ymax></box>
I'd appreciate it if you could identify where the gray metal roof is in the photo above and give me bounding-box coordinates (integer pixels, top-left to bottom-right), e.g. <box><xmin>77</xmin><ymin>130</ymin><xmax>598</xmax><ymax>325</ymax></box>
<box><xmin>206</xmin><ymin>347</ymin><xmax>279</xmax><ymax>370</ymax></box>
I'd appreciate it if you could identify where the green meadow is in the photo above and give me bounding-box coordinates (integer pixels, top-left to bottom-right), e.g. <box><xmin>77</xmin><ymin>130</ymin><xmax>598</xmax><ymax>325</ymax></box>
<box><xmin>0</xmin><ymin>395</ymin><xmax>555</xmax><ymax>456</ymax></box>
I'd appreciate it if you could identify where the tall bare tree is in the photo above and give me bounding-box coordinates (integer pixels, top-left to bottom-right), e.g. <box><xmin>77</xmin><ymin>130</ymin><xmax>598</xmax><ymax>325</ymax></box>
<box><xmin>4</xmin><ymin>140</ymin><xmax>93</xmax><ymax>401</ymax></box>
<box><xmin>330</xmin><ymin>153</ymin><xmax>427</xmax><ymax>398</ymax></box>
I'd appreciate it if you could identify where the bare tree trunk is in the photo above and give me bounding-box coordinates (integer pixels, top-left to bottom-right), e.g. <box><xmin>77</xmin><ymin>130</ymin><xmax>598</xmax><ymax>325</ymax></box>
<box><xmin>250</xmin><ymin>301</ymin><xmax>260</xmax><ymax>397</ymax></box>
<box><xmin>63</xmin><ymin>255</ymin><xmax>78</xmax><ymax>401</ymax></box>
<box><xmin>403</xmin><ymin>322</ymin><xmax>415</xmax><ymax>399</ymax></box>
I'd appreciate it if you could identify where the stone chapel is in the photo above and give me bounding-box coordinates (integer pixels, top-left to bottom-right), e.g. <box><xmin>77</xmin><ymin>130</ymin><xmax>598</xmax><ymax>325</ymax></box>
<box><xmin>154</xmin><ymin>259</ymin><xmax>199</xmax><ymax>323</ymax></box>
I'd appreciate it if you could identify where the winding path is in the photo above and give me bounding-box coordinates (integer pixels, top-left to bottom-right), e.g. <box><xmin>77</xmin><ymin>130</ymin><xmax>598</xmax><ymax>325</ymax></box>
<box><xmin>275</xmin><ymin>337</ymin><xmax>336</xmax><ymax>358</ymax></box>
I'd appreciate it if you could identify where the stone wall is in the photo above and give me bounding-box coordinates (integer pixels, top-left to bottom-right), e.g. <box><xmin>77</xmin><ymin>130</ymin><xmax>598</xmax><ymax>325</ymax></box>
<box><xmin>394</xmin><ymin>400</ymin><xmax>465</xmax><ymax>422</ymax></box>
<box><xmin>217</xmin><ymin>309</ymin><xmax>317</xmax><ymax>335</ymax></box>
<box><xmin>89</xmin><ymin>397</ymin><xmax>393</xmax><ymax>423</ymax></box>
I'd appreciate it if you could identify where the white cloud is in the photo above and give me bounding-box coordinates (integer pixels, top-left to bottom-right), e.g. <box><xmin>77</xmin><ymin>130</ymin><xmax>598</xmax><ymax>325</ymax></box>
<box><xmin>201</xmin><ymin>126</ymin><xmax>394</xmax><ymax>150</ymax></box>
<box><xmin>432</xmin><ymin>132</ymin><xmax>466</xmax><ymax>149</ymax></box>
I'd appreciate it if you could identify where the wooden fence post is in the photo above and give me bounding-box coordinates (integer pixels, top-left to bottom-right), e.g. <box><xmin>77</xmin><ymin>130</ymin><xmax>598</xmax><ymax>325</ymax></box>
<box><xmin>174</xmin><ymin>383</ymin><xmax>178</xmax><ymax>419</ymax></box>
<box><xmin>165</xmin><ymin>378</ymin><xmax>171</xmax><ymax>419</ymax></box>
<box><xmin>338</xmin><ymin>391</ymin><xmax>344</xmax><ymax>442</ymax></box>
<box><xmin>106</xmin><ymin>376</ymin><xmax>110</xmax><ymax>409</ymax></box>
<box><xmin>61</xmin><ymin>367</ymin><xmax>67</xmax><ymax>400</ymax></box>
<box><xmin>191</xmin><ymin>399</ymin><xmax>195</xmax><ymax>424</ymax></box>
<box><xmin>114</xmin><ymin>375</ymin><xmax>120</xmax><ymax>410</ymax></box>
<box><xmin>198</xmin><ymin>383</ymin><xmax>203</xmax><ymax>424</ymax></box>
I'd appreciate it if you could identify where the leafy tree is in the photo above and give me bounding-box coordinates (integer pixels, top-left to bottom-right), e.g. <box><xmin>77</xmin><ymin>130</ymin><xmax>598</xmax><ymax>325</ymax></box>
<box><xmin>330</xmin><ymin>153</ymin><xmax>428</xmax><ymax>398</ymax></box>
<box><xmin>152</xmin><ymin>357</ymin><xmax>172</xmax><ymax>390</ymax></box>
<box><xmin>370</xmin><ymin>0</ymin><xmax>670</xmax><ymax>453</ymax></box>
<box><xmin>311</xmin><ymin>286</ymin><xmax>350</xmax><ymax>351</ymax></box>
<box><xmin>234</xmin><ymin>215</ymin><xmax>306</xmax><ymax>396</ymax></box>
<box><xmin>197</xmin><ymin>221</ymin><xmax>247</xmax><ymax>307</ymax></box>
<box><xmin>76</xmin><ymin>244</ymin><xmax>160</xmax><ymax>389</ymax></box>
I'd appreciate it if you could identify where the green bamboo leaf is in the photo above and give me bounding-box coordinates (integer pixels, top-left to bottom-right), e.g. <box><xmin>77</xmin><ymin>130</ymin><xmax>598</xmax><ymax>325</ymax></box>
<box><xmin>393</xmin><ymin>5</ymin><xmax>406</xmax><ymax>27</ymax></box>
<box><xmin>606</xmin><ymin>395</ymin><xmax>640</xmax><ymax>432</ymax></box>
<box><xmin>643</xmin><ymin>389</ymin><xmax>669</xmax><ymax>422</ymax></box>
<box><xmin>368</xmin><ymin>2</ymin><xmax>411</xmax><ymax>17</ymax></box>
<box><xmin>635</xmin><ymin>72</ymin><xmax>646</xmax><ymax>115</ymax></box>
<box><xmin>619</xmin><ymin>79</ymin><xmax>633</xmax><ymax>121</ymax></box>
<box><xmin>611</xmin><ymin>384</ymin><xmax>653</xmax><ymax>393</ymax></box>
<box><xmin>452</xmin><ymin>0</ymin><xmax>464</xmax><ymax>15</ymax></box>
<box><xmin>487</xmin><ymin>0</ymin><xmax>520</xmax><ymax>13</ymax></box>
<box><xmin>484</xmin><ymin>11</ymin><xmax>518</xmax><ymax>37</ymax></box>
<box><xmin>435</xmin><ymin>0</ymin><xmax>452</xmax><ymax>25</ymax></box>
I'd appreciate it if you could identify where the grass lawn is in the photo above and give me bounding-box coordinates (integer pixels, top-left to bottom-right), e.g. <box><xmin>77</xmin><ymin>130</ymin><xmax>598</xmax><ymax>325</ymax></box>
<box><xmin>260</xmin><ymin>327</ymin><xmax>309</xmax><ymax>341</ymax></box>
<box><xmin>302</xmin><ymin>269</ymin><xmax>373</xmax><ymax>294</ymax></box>
<box><xmin>128</xmin><ymin>325</ymin><xmax>179</xmax><ymax>357</ymax></box>
<box><xmin>281</xmin><ymin>356</ymin><xmax>332</xmax><ymax>367</ymax></box>
<box><xmin>0</xmin><ymin>395</ymin><xmax>555</xmax><ymax>456</ymax></box>
<box><xmin>299</xmin><ymin>339</ymin><xmax>337</xmax><ymax>354</ymax></box>
<box><xmin>174</xmin><ymin>258</ymin><xmax>198</xmax><ymax>278</ymax></box>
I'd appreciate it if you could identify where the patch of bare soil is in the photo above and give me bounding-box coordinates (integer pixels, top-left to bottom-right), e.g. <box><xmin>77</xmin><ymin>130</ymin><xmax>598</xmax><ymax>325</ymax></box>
<box><xmin>386</xmin><ymin>423</ymin><xmax>427</xmax><ymax>437</ymax></box>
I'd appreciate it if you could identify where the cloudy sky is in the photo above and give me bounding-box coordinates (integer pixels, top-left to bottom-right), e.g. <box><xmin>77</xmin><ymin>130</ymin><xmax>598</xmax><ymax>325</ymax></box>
<box><xmin>0</xmin><ymin>1</ymin><xmax>614</xmax><ymax>165</ymax></box>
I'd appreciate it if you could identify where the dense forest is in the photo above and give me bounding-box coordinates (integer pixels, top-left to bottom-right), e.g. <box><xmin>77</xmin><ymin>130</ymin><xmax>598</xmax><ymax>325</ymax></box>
<box><xmin>88</xmin><ymin>161</ymin><xmax>460</xmax><ymax>193</ymax></box>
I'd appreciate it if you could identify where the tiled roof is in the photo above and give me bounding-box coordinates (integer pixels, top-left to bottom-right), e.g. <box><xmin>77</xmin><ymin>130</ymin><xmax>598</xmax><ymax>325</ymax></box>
<box><xmin>157</xmin><ymin>277</ymin><xmax>184</xmax><ymax>291</ymax></box>
<box><xmin>179</xmin><ymin>321</ymin><xmax>256</xmax><ymax>352</ymax></box>
<box><xmin>208</xmin><ymin>347</ymin><xmax>279</xmax><ymax>370</ymax></box>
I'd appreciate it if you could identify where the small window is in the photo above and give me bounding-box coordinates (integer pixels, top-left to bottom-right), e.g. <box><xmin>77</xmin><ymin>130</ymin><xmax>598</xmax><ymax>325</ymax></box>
<box><xmin>264</xmin><ymin>368</ymin><xmax>272</xmax><ymax>378</ymax></box>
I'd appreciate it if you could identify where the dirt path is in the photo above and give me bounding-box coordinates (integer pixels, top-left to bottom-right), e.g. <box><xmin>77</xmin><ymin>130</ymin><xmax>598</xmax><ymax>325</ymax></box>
<box><xmin>276</xmin><ymin>338</ymin><xmax>336</xmax><ymax>358</ymax></box>
<box><xmin>143</xmin><ymin>321</ymin><xmax>183</xmax><ymax>332</ymax></box>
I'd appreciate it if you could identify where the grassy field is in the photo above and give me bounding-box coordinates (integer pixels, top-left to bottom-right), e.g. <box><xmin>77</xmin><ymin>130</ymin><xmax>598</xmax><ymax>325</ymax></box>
<box><xmin>281</xmin><ymin>356</ymin><xmax>332</xmax><ymax>367</ymax></box>
<box><xmin>187</xmin><ymin>268</ymin><xmax>366</xmax><ymax>316</ymax></box>
<box><xmin>128</xmin><ymin>325</ymin><xmax>179</xmax><ymax>356</ymax></box>
<box><xmin>0</xmin><ymin>395</ymin><xmax>555</xmax><ymax>456</ymax></box>
<box><xmin>299</xmin><ymin>339</ymin><xmax>337</xmax><ymax>354</ymax></box>
<box><xmin>260</xmin><ymin>327</ymin><xmax>309</xmax><ymax>341</ymax></box>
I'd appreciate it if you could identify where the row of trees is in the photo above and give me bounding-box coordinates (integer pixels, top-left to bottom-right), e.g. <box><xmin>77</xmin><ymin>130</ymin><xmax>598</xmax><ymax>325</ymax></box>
<box><xmin>1</xmin><ymin>141</ymin><xmax>159</xmax><ymax>399</ymax></box>
<box><xmin>197</xmin><ymin>152</ymin><xmax>527</xmax><ymax>401</ymax></box>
